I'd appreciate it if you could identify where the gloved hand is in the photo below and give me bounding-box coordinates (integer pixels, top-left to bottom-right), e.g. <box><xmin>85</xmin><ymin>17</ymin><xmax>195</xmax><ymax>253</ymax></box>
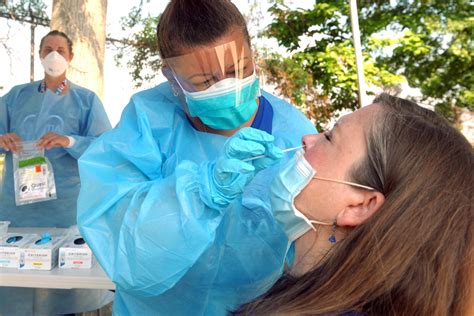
<box><xmin>224</xmin><ymin>127</ymin><xmax>283</xmax><ymax>171</ymax></box>
<box><xmin>199</xmin><ymin>127</ymin><xmax>283</xmax><ymax>209</ymax></box>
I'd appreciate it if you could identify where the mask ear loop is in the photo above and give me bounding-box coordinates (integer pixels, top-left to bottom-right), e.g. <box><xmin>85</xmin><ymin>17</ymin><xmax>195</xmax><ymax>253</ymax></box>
<box><xmin>313</xmin><ymin>176</ymin><xmax>376</xmax><ymax>191</ymax></box>
<box><xmin>308</xmin><ymin>219</ymin><xmax>332</xmax><ymax>226</ymax></box>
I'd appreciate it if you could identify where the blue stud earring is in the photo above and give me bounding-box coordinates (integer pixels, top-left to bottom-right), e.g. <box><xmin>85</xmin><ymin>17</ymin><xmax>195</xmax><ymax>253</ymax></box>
<box><xmin>328</xmin><ymin>220</ymin><xmax>337</xmax><ymax>244</ymax></box>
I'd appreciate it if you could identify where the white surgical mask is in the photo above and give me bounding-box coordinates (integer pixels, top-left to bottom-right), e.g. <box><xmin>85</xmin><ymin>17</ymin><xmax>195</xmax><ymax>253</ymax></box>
<box><xmin>271</xmin><ymin>149</ymin><xmax>376</xmax><ymax>241</ymax></box>
<box><xmin>271</xmin><ymin>150</ymin><xmax>321</xmax><ymax>241</ymax></box>
<box><xmin>41</xmin><ymin>51</ymin><xmax>69</xmax><ymax>77</ymax></box>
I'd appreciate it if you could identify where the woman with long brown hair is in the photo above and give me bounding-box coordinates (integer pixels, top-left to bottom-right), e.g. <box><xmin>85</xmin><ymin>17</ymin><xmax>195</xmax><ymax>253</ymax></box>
<box><xmin>235</xmin><ymin>94</ymin><xmax>473</xmax><ymax>315</ymax></box>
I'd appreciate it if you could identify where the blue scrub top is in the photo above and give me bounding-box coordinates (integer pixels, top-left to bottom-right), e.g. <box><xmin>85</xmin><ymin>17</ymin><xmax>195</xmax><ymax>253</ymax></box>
<box><xmin>251</xmin><ymin>96</ymin><xmax>274</xmax><ymax>134</ymax></box>
<box><xmin>77</xmin><ymin>82</ymin><xmax>317</xmax><ymax>315</ymax></box>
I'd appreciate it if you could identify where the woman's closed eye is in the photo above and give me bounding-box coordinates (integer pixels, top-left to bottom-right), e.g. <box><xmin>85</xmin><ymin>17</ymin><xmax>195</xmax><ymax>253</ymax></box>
<box><xmin>324</xmin><ymin>131</ymin><xmax>332</xmax><ymax>142</ymax></box>
<box><xmin>203</xmin><ymin>80</ymin><xmax>212</xmax><ymax>88</ymax></box>
<box><xmin>193</xmin><ymin>79</ymin><xmax>214</xmax><ymax>90</ymax></box>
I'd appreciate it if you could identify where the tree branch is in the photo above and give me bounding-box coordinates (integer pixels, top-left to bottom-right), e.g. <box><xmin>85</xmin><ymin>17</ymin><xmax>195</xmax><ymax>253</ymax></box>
<box><xmin>106</xmin><ymin>36</ymin><xmax>153</xmax><ymax>49</ymax></box>
<box><xmin>0</xmin><ymin>10</ymin><xmax>49</xmax><ymax>26</ymax></box>
<box><xmin>0</xmin><ymin>11</ymin><xmax>147</xmax><ymax>48</ymax></box>
<box><xmin>0</xmin><ymin>24</ymin><xmax>15</xmax><ymax>77</ymax></box>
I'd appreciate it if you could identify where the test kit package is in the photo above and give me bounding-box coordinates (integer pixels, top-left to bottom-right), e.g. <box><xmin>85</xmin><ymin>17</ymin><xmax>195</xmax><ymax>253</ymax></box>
<box><xmin>59</xmin><ymin>235</ymin><xmax>93</xmax><ymax>269</ymax></box>
<box><xmin>0</xmin><ymin>233</ymin><xmax>36</xmax><ymax>268</ymax></box>
<box><xmin>20</xmin><ymin>234</ymin><xmax>66</xmax><ymax>271</ymax></box>
<box><xmin>13</xmin><ymin>141</ymin><xmax>57</xmax><ymax>206</ymax></box>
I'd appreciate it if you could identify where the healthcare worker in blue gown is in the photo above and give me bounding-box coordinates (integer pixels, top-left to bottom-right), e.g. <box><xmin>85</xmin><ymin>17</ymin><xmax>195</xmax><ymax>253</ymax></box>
<box><xmin>77</xmin><ymin>1</ymin><xmax>317</xmax><ymax>315</ymax></box>
<box><xmin>0</xmin><ymin>30</ymin><xmax>113</xmax><ymax>315</ymax></box>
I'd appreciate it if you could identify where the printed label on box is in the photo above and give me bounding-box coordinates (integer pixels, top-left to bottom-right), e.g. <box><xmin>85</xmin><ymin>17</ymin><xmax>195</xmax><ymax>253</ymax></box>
<box><xmin>58</xmin><ymin>236</ymin><xmax>93</xmax><ymax>269</ymax></box>
<box><xmin>0</xmin><ymin>234</ymin><xmax>36</xmax><ymax>268</ymax></box>
<box><xmin>21</xmin><ymin>235</ymin><xmax>66</xmax><ymax>271</ymax></box>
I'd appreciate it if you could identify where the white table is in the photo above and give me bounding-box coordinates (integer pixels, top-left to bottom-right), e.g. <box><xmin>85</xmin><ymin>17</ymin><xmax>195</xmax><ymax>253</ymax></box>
<box><xmin>0</xmin><ymin>227</ymin><xmax>115</xmax><ymax>290</ymax></box>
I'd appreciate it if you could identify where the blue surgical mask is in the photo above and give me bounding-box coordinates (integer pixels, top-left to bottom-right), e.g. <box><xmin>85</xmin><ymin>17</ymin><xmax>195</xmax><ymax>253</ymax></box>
<box><xmin>271</xmin><ymin>149</ymin><xmax>320</xmax><ymax>241</ymax></box>
<box><xmin>182</xmin><ymin>73</ymin><xmax>260</xmax><ymax>130</ymax></box>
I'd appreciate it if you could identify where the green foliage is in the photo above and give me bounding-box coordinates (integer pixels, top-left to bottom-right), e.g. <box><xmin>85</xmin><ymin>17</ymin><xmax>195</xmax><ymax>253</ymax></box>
<box><xmin>364</xmin><ymin>0</ymin><xmax>474</xmax><ymax>121</ymax></box>
<box><xmin>263</xmin><ymin>1</ymin><xmax>403</xmax><ymax>127</ymax></box>
<box><xmin>113</xmin><ymin>2</ymin><xmax>161</xmax><ymax>87</ymax></box>
<box><xmin>0</xmin><ymin>0</ymin><xmax>49</xmax><ymax>25</ymax></box>
<box><xmin>265</xmin><ymin>0</ymin><xmax>473</xmax><ymax>124</ymax></box>
<box><xmin>114</xmin><ymin>0</ymin><xmax>472</xmax><ymax>125</ymax></box>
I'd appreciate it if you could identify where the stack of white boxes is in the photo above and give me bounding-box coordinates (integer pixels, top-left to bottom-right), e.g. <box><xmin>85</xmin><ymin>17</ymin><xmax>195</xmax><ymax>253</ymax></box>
<box><xmin>0</xmin><ymin>231</ymin><xmax>93</xmax><ymax>270</ymax></box>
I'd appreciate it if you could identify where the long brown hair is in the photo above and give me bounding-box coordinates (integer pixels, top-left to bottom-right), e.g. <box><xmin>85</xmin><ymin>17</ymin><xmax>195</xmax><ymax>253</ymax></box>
<box><xmin>235</xmin><ymin>94</ymin><xmax>473</xmax><ymax>315</ymax></box>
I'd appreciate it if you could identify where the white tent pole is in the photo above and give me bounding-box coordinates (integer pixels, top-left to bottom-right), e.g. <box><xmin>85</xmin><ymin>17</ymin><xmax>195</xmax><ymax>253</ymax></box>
<box><xmin>349</xmin><ymin>0</ymin><xmax>368</xmax><ymax>107</ymax></box>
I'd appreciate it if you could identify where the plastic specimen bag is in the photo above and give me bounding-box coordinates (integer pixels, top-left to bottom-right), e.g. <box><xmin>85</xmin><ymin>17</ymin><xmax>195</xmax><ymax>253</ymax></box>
<box><xmin>13</xmin><ymin>141</ymin><xmax>57</xmax><ymax>205</ymax></box>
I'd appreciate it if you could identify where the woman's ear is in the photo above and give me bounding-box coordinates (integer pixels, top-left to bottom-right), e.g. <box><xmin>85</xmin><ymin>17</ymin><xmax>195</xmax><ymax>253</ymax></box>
<box><xmin>336</xmin><ymin>191</ymin><xmax>385</xmax><ymax>227</ymax></box>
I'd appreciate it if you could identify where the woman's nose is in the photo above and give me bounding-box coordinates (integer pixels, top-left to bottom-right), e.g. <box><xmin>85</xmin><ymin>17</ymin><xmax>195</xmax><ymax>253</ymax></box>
<box><xmin>302</xmin><ymin>134</ymin><xmax>319</xmax><ymax>150</ymax></box>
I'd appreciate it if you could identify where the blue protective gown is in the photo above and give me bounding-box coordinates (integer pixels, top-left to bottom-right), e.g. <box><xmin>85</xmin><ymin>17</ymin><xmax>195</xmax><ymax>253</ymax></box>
<box><xmin>77</xmin><ymin>82</ymin><xmax>316</xmax><ymax>315</ymax></box>
<box><xmin>0</xmin><ymin>80</ymin><xmax>114</xmax><ymax>315</ymax></box>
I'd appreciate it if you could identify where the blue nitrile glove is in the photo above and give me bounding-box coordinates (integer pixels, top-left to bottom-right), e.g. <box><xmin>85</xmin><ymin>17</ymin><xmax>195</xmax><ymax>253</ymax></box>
<box><xmin>199</xmin><ymin>127</ymin><xmax>284</xmax><ymax>209</ymax></box>
<box><xmin>226</xmin><ymin>127</ymin><xmax>284</xmax><ymax>171</ymax></box>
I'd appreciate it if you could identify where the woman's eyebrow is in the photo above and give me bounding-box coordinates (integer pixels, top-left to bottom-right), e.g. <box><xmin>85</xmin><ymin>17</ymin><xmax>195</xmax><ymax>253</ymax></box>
<box><xmin>44</xmin><ymin>45</ymin><xmax>66</xmax><ymax>50</ymax></box>
<box><xmin>185</xmin><ymin>56</ymin><xmax>251</xmax><ymax>80</ymax></box>
<box><xmin>225</xmin><ymin>56</ymin><xmax>250</xmax><ymax>71</ymax></box>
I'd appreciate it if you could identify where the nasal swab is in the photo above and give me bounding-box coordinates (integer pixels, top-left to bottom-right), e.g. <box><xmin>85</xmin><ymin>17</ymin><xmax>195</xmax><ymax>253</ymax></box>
<box><xmin>242</xmin><ymin>145</ymin><xmax>306</xmax><ymax>162</ymax></box>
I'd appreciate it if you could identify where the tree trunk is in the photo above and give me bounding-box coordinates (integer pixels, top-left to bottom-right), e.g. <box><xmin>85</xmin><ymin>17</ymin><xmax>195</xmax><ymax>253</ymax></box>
<box><xmin>50</xmin><ymin>0</ymin><xmax>107</xmax><ymax>100</ymax></box>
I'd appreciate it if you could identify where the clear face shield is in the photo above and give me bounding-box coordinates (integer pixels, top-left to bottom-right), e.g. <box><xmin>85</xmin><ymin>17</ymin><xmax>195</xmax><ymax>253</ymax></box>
<box><xmin>163</xmin><ymin>39</ymin><xmax>260</xmax><ymax>130</ymax></box>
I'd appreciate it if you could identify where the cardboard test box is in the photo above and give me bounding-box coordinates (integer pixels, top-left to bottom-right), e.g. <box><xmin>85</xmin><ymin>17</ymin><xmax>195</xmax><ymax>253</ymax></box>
<box><xmin>20</xmin><ymin>234</ymin><xmax>66</xmax><ymax>271</ymax></box>
<box><xmin>0</xmin><ymin>233</ymin><xmax>37</xmax><ymax>268</ymax></box>
<box><xmin>58</xmin><ymin>235</ymin><xmax>93</xmax><ymax>269</ymax></box>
